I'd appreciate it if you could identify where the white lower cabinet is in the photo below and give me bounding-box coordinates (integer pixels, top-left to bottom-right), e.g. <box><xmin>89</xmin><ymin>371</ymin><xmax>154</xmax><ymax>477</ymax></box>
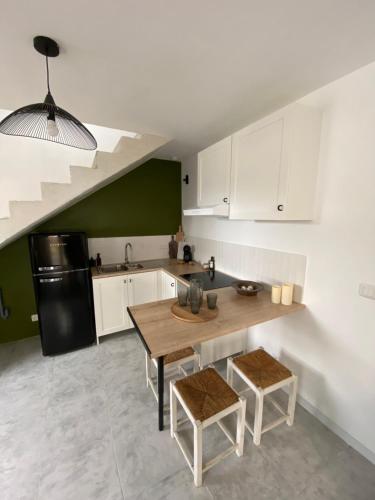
<box><xmin>93</xmin><ymin>275</ymin><xmax>131</xmax><ymax>339</ymax></box>
<box><xmin>128</xmin><ymin>271</ymin><xmax>158</xmax><ymax>307</ymax></box>
<box><xmin>159</xmin><ymin>271</ymin><xmax>177</xmax><ymax>299</ymax></box>
<box><xmin>93</xmin><ymin>271</ymin><xmax>159</xmax><ymax>341</ymax></box>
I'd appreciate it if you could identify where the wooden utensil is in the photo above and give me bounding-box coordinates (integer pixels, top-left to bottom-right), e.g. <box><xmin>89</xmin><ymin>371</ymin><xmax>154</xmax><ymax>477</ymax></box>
<box><xmin>176</xmin><ymin>225</ymin><xmax>184</xmax><ymax>242</ymax></box>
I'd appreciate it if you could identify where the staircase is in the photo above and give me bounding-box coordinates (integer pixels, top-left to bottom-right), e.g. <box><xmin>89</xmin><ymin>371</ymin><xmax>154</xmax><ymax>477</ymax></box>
<box><xmin>0</xmin><ymin>133</ymin><xmax>169</xmax><ymax>249</ymax></box>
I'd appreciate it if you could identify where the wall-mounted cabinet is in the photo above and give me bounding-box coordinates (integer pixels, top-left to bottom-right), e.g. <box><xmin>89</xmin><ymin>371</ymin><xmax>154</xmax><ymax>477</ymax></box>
<box><xmin>184</xmin><ymin>102</ymin><xmax>322</xmax><ymax>221</ymax></box>
<box><xmin>230</xmin><ymin>104</ymin><xmax>322</xmax><ymax>220</ymax></box>
<box><xmin>197</xmin><ymin>136</ymin><xmax>231</xmax><ymax>212</ymax></box>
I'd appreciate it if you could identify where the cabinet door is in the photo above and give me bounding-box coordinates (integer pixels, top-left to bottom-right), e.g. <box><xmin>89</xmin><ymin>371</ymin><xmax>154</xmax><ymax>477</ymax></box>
<box><xmin>198</xmin><ymin>136</ymin><xmax>231</xmax><ymax>207</ymax></box>
<box><xmin>162</xmin><ymin>272</ymin><xmax>177</xmax><ymax>299</ymax></box>
<box><xmin>230</xmin><ymin>118</ymin><xmax>284</xmax><ymax>220</ymax></box>
<box><xmin>93</xmin><ymin>276</ymin><xmax>130</xmax><ymax>337</ymax></box>
<box><xmin>128</xmin><ymin>271</ymin><xmax>158</xmax><ymax>306</ymax></box>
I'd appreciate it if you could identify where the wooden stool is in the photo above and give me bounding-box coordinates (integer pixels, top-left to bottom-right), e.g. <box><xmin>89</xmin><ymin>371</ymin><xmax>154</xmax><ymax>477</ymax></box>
<box><xmin>145</xmin><ymin>347</ymin><xmax>200</xmax><ymax>402</ymax></box>
<box><xmin>227</xmin><ymin>348</ymin><xmax>298</xmax><ymax>446</ymax></box>
<box><xmin>170</xmin><ymin>367</ymin><xmax>246</xmax><ymax>487</ymax></box>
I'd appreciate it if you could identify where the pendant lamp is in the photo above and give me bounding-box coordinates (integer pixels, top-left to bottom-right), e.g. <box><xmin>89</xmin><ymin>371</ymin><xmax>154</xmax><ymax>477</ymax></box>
<box><xmin>0</xmin><ymin>36</ymin><xmax>97</xmax><ymax>150</ymax></box>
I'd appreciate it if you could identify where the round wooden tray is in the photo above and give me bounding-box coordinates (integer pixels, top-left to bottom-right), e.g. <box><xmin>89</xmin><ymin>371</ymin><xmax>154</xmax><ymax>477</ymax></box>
<box><xmin>171</xmin><ymin>301</ymin><xmax>219</xmax><ymax>323</ymax></box>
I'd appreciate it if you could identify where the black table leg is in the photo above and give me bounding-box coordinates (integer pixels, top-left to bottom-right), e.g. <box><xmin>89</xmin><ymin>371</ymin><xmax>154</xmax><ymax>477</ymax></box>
<box><xmin>157</xmin><ymin>356</ymin><xmax>164</xmax><ymax>431</ymax></box>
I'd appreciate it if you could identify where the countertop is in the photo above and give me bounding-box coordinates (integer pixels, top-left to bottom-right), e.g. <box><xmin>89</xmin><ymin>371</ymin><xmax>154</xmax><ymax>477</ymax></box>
<box><xmin>128</xmin><ymin>287</ymin><xmax>305</xmax><ymax>358</ymax></box>
<box><xmin>91</xmin><ymin>258</ymin><xmax>204</xmax><ymax>284</ymax></box>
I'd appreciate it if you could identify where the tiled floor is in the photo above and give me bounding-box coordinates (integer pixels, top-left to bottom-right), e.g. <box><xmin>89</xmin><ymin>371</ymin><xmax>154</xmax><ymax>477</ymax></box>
<box><xmin>0</xmin><ymin>332</ymin><xmax>374</xmax><ymax>500</ymax></box>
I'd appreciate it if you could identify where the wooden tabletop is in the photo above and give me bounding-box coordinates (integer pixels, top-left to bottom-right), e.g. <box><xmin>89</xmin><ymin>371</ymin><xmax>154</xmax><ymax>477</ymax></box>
<box><xmin>128</xmin><ymin>287</ymin><xmax>305</xmax><ymax>358</ymax></box>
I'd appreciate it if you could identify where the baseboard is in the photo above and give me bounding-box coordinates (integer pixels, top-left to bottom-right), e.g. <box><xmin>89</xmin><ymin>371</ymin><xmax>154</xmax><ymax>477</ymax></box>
<box><xmin>295</xmin><ymin>392</ymin><xmax>375</xmax><ymax>465</ymax></box>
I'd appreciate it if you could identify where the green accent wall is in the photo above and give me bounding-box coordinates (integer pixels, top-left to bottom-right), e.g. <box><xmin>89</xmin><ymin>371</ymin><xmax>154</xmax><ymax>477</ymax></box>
<box><xmin>0</xmin><ymin>159</ymin><xmax>181</xmax><ymax>344</ymax></box>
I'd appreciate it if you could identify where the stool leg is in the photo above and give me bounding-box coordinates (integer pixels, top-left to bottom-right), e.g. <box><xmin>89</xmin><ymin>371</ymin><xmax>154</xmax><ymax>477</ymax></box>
<box><xmin>236</xmin><ymin>397</ymin><xmax>246</xmax><ymax>457</ymax></box>
<box><xmin>227</xmin><ymin>358</ymin><xmax>234</xmax><ymax>388</ymax></box>
<box><xmin>287</xmin><ymin>376</ymin><xmax>298</xmax><ymax>426</ymax></box>
<box><xmin>253</xmin><ymin>391</ymin><xmax>264</xmax><ymax>446</ymax></box>
<box><xmin>170</xmin><ymin>381</ymin><xmax>177</xmax><ymax>438</ymax></box>
<box><xmin>193</xmin><ymin>421</ymin><xmax>203</xmax><ymax>487</ymax></box>
<box><xmin>194</xmin><ymin>354</ymin><xmax>200</xmax><ymax>373</ymax></box>
<box><xmin>145</xmin><ymin>352</ymin><xmax>151</xmax><ymax>387</ymax></box>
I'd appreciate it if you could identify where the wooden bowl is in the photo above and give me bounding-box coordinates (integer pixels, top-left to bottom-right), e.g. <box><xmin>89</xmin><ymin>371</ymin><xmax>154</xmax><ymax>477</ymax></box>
<box><xmin>232</xmin><ymin>280</ymin><xmax>263</xmax><ymax>296</ymax></box>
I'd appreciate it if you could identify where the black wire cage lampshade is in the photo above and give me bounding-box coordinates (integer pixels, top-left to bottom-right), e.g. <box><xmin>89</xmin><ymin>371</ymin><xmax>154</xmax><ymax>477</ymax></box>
<box><xmin>0</xmin><ymin>36</ymin><xmax>97</xmax><ymax>150</ymax></box>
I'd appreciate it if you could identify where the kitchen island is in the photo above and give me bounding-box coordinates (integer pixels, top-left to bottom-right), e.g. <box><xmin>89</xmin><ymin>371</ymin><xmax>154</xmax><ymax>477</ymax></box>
<box><xmin>128</xmin><ymin>286</ymin><xmax>305</xmax><ymax>430</ymax></box>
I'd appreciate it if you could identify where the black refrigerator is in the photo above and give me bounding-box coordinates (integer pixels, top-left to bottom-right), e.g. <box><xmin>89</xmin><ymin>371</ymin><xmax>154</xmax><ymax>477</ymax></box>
<box><xmin>29</xmin><ymin>232</ymin><xmax>96</xmax><ymax>355</ymax></box>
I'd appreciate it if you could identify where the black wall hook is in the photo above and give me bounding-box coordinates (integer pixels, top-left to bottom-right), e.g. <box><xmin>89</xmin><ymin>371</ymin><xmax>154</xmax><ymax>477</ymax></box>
<box><xmin>0</xmin><ymin>288</ymin><xmax>9</xmax><ymax>320</ymax></box>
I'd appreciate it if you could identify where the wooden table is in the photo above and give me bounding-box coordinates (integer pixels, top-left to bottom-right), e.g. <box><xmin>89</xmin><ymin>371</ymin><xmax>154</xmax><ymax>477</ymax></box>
<box><xmin>128</xmin><ymin>287</ymin><xmax>305</xmax><ymax>431</ymax></box>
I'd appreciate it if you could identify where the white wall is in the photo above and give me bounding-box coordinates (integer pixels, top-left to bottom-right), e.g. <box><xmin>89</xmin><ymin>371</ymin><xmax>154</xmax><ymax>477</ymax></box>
<box><xmin>88</xmin><ymin>235</ymin><xmax>171</xmax><ymax>264</ymax></box>
<box><xmin>0</xmin><ymin>112</ymin><xmax>136</xmax><ymax>218</ymax></box>
<box><xmin>182</xmin><ymin>61</ymin><xmax>375</xmax><ymax>462</ymax></box>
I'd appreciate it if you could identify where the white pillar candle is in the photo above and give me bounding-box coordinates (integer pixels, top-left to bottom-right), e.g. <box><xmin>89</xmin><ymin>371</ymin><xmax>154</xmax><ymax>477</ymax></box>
<box><xmin>281</xmin><ymin>283</ymin><xmax>294</xmax><ymax>306</ymax></box>
<box><xmin>271</xmin><ymin>285</ymin><xmax>282</xmax><ymax>304</ymax></box>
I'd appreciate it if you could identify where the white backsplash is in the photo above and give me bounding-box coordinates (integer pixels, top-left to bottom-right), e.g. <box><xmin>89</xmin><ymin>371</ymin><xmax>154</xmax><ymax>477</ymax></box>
<box><xmin>88</xmin><ymin>235</ymin><xmax>171</xmax><ymax>264</ymax></box>
<box><xmin>189</xmin><ymin>236</ymin><xmax>306</xmax><ymax>302</ymax></box>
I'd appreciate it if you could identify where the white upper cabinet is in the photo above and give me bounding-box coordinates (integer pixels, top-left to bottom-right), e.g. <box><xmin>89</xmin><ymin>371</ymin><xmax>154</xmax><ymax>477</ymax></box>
<box><xmin>230</xmin><ymin>103</ymin><xmax>322</xmax><ymax>220</ymax></box>
<box><xmin>197</xmin><ymin>136</ymin><xmax>231</xmax><ymax>208</ymax></box>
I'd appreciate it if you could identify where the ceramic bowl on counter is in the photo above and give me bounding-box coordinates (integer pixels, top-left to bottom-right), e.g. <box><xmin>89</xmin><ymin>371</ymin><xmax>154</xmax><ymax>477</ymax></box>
<box><xmin>232</xmin><ymin>280</ymin><xmax>263</xmax><ymax>296</ymax></box>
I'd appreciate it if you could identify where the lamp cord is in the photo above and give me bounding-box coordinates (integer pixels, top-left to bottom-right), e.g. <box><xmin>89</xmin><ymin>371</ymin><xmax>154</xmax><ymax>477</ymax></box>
<box><xmin>46</xmin><ymin>55</ymin><xmax>51</xmax><ymax>93</ymax></box>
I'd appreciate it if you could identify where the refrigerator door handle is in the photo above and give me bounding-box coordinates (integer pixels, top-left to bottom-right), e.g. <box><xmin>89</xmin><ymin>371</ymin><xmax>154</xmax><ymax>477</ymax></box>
<box><xmin>34</xmin><ymin>268</ymin><xmax>89</xmax><ymax>277</ymax></box>
<box><xmin>39</xmin><ymin>278</ymin><xmax>63</xmax><ymax>283</ymax></box>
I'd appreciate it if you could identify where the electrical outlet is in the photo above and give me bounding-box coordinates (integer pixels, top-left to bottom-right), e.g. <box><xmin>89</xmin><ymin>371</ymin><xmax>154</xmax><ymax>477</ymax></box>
<box><xmin>31</xmin><ymin>314</ymin><xmax>39</xmax><ymax>322</ymax></box>
<box><xmin>358</xmin><ymin>283</ymin><xmax>375</xmax><ymax>300</ymax></box>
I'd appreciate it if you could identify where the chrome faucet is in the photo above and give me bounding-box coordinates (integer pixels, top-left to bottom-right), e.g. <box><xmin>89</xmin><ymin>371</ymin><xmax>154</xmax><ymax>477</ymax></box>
<box><xmin>125</xmin><ymin>242</ymin><xmax>132</xmax><ymax>265</ymax></box>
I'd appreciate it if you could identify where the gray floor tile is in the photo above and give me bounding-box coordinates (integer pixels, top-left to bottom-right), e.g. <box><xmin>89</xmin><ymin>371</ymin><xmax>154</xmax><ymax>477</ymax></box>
<box><xmin>297</xmin><ymin>445</ymin><xmax>375</xmax><ymax>500</ymax></box>
<box><xmin>111</xmin><ymin>410</ymin><xmax>186</xmax><ymax>498</ymax></box>
<box><xmin>38</xmin><ymin>434</ymin><xmax>123</xmax><ymax>500</ymax></box>
<box><xmin>204</xmin><ymin>445</ymin><xmax>296</xmax><ymax>500</ymax></box>
<box><xmin>131</xmin><ymin>469</ymin><xmax>214</xmax><ymax>500</ymax></box>
<box><xmin>0</xmin><ymin>332</ymin><xmax>374</xmax><ymax>500</ymax></box>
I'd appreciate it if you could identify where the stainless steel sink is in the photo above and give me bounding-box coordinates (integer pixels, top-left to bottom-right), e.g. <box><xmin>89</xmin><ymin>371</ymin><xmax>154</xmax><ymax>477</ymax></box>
<box><xmin>97</xmin><ymin>263</ymin><xmax>144</xmax><ymax>274</ymax></box>
<box><xmin>126</xmin><ymin>263</ymin><xmax>144</xmax><ymax>270</ymax></box>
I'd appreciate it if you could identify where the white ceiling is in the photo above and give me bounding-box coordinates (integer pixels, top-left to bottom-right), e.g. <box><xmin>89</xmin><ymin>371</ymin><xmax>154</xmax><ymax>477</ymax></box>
<box><xmin>2</xmin><ymin>0</ymin><xmax>375</xmax><ymax>159</ymax></box>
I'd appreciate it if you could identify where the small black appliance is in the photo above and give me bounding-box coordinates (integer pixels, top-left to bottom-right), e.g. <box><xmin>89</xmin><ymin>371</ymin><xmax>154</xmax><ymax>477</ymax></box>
<box><xmin>183</xmin><ymin>244</ymin><xmax>193</xmax><ymax>263</ymax></box>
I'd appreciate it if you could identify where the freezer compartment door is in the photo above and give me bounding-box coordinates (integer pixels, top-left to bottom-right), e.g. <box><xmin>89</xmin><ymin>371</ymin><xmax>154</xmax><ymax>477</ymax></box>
<box><xmin>29</xmin><ymin>233</ymin><xmax>88</xmax><ymax>273</ymax></box>
<box><xmin>35</xmin><ymin>270</ymin><xmax>95</xmax><ymax>355</ymax></box>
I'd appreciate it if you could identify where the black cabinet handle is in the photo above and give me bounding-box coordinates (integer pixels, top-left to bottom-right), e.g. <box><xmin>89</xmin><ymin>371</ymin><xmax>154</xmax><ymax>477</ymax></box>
<box><xmin>277</xmin><ymin>204</ymin><xmax>284</xmax><ymax>211</ymax></box>
<box><xmin>223</xmin><ymin>197</ymin><xmax>228</xmax><ymax>203</ymax></box>
<box><xmin>171</xmin><ymin>282</ymin><xmax>175</xmax><ymax>287</ymax></box>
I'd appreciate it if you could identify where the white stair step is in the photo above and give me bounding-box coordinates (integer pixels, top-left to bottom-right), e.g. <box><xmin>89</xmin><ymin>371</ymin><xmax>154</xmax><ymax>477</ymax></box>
<box><xmin>0</xmin><ymin>133</ymin><xmax>169</xmax><ymax>248</ymax></box>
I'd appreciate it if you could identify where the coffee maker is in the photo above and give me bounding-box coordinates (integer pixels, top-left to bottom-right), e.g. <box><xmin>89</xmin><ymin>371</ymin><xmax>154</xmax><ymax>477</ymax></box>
<box><xmin>183</xmin><ymin>244</ymin><xmax>193</xmax><ymax>263</ymax></box>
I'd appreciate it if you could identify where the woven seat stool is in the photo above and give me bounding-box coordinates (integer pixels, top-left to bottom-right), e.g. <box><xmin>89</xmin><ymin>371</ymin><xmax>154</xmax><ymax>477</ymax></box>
<box><xmin>227</xmin><ymin>348</ymin><xmax>298</xmax><ymax>446</ymax></box>
<box><xmin>145</xmin><ymin>347</ymin><xmax>200</xmax><ymax>402</ymax></box>
<box><xmin>170</xmin><ymin>367</ymin><xmax>246</xmax><ymax>487</ymax></box>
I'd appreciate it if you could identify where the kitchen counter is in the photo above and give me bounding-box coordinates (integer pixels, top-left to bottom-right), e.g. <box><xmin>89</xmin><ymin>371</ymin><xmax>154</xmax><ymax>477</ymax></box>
<box><xmin>128</xmin><ymin>286</ymin><xmax>305</xmax><ymax>431</ymax></box>
<box><xmin>129</xmin><ymin>287</ymin><xmax>305</xmax><ymax>359</ymax></box>
<box><xmin>91</xmin><ymin>258</ymin><xmax>204</xmax><ymax>283</ymax></box>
